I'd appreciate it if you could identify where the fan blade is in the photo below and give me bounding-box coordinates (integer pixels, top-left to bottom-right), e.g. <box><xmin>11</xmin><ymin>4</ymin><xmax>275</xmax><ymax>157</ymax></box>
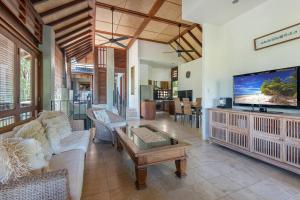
<box><xmin>115</xmin><ymin>41</ymin><xmax>127</xmax><ymax>48</ymax></box>
<box><xmin>97</xmin><ymin>34</ymin><xmax>111</xmax><ymax>40</ymax></box>
<box><xmin>114</xmin><ymin>36</ymin><xmax>129</xmax><ymax>41</ymax></box>
<box><xmin>100</xmin><ymin>41</ymin><xmax>111</xmax><ymax>45</ymax></box>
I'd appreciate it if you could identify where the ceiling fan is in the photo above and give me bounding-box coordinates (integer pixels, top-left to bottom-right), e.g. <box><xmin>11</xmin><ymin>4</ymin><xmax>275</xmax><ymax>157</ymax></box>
<box><xmin>163</xmin><ymin>24</ymin><xmax>195</xmax><ymax>57</ymax></box>
<box><xmin>96</xmin><ymin>8</ymin><xmax>129</xmax><ymax>48</ymax></box>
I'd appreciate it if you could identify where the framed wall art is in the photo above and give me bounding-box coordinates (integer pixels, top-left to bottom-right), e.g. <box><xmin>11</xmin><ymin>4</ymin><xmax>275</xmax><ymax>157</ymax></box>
<box><xmin>254</xmin><ymin>22</ymin><xmax>300</xmax><ymax>50</ymax></box>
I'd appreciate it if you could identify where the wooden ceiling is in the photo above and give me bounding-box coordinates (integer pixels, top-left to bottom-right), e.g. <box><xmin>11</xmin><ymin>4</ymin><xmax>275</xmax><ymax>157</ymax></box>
<box><xmin>31</xmin><ymin>0</ymin><xmax>95</xmax><ymax>62</ymax></box>
<box><xmin>30</xmin><ymin>0</ymin><xmax>202</xmax><ymax>62</ymax></box>
<box><xmin>95</xmin><ymin>0</ymin><xmax>202</xmax><ymax>62</ymax></box>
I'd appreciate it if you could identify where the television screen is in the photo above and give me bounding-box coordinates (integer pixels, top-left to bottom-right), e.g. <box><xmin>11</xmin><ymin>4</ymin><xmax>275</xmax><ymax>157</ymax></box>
<box><xmin>233</xmin><ymin>67</ymin><xmax>299</xmax><ymax>107</ymax></box>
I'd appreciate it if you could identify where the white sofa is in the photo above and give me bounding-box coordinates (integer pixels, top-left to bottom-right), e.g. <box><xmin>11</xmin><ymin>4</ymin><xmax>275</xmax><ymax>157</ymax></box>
<box><xmin>0</xmin><ymin>125</ymin><xmax>91</xmax><ymax>200</ymax></box>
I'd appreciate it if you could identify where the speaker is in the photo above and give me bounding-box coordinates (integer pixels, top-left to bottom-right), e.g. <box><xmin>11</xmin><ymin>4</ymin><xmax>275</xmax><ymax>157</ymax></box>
<box><xmin>217</xmin><ymin>98</ymin><xmax>232</xmax><ymax>108</ymax></box>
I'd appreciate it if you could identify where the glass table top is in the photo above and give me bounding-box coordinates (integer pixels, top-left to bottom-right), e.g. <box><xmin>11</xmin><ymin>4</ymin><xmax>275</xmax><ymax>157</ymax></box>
<box><xmin>121</xmin><ymin>125</ymin><xmax>180</xmax><ymax>150</ymax></box>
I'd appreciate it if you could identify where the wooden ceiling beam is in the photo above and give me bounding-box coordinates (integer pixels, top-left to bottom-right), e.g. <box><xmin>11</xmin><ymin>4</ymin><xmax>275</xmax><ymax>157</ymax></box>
<box><xmin>127</xmin><ymin>0</ymin><xmax>166</xmax><ymax>48</ymax></box>
<box><xmin>188</xmin><ymin>30</ymin><xmax>202</xmax><ymax>48</ymax></box>
<box><xmin>56</xmin><ymin>23</ymin><xmax>92</xmax><ymax>42</ymax></box>
<box><xmin>180</xmin><ymin>36</ymin><xmax>201</xmax><ymax>57</ymax></box>
<box><xmin>46</xmin><ymin>7</ymin><xmax>92</xmax><ymax>26</ymax></box>
<box><xmin>63</xmin><ymin>35</ymin><xmax>92</xmax><ymax>49</ymax></box>
<box><xmin>168</xmin><ymin>24</ymin><xmax>197</xmax><ymax>43</ymax></box>
<box><xmin>64</xmin><ymin>38</ymin><xmax>92</xmax><ymax>51</ymax></box>
<box><xmin>31</xmin><ymin>0</ymin><xmax>48</xmax><ymax>5</ymax></box>
<box><xmin>169</xmin><ymin>43</ymin><xmax>188</xmax><ymax>62</ymax></box>
<box><xmin>95</xmin><ymin>30</ymin><xmax>132</xmax><ymax>38</ymax></box>
<box><xmin>95</xmin><ymin>2</ymin><xmax>190</xmax><ymax>28</ymax></box>
<box><xmin>173</xmin><ymin>40</ymin><xmax>193</xmax><ymax>60</ymax></box>
<box><xmin>59</xmin><ymin>30</ymin><xmax>92</xmax><ymax>46</ymax></box>
<box><xmin>69</xmin><ymin>48</ymin><xmax>92</xmax><ymax>60</ymax></box>
<box><xmin>68</xmin><ymin>45</ymin><xmax>92</xmax><ymax>57</ymax></box>
<box><xmin>40</xmin><ymin>0</ymin><xmax>86</xmax><ymax>17</ymax></box>
<box><xmin>76</xmin><ymin>50</ymin><xmax>92</xmax><ymax>62</ymax></box>
<box><xmin>55</xmin><ymin>16</ymin><xmax>93</xmax><ymax>34</ymax></box>
<box><xmin>95</xmin><ymin>30</ymin><xmax>168</xmax><ymax>44</ymax></box>
<box><xmin>66</xmin><ymin>43</ymin><xmax>92</xmax><ymax>55</ymax></box>
<box><xmin>66</xmin><ymin>42</ymin><xmax>93</xmax><ymax>54</ymax></box>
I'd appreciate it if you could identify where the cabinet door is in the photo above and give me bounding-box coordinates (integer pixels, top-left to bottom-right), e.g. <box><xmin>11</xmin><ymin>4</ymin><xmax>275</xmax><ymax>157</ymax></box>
<box><xmin>209</xmin><ymin>110</ymin><xmax>228</xmax><ymax>142</ymax></box>
<box><xmin>284</xmin><ymin>119</ymin><xmax>300</xmax><ymax>168</ymax></box>
<box><xmin>228</xmin><ymin>112</ymin><xmax>250</xmax><ymax>150</ymax></box>
<box><xmin>210</xmin><ymin>110</ymin><xmax>227</xmax><ymax>127</ymax></box>
<box><xmin>250</xmin><ymin>115</ymin><xmax>283</xmax><ymax>161</ymax></box>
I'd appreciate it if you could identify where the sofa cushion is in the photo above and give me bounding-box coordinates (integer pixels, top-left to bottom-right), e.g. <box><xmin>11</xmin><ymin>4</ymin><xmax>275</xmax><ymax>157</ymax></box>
<box><xmin>49</xmin><ymin>150</ymin><xmax>85</xmax><ymax>200</ymax></box>
<box><xmin>60</xmin><ymin>130</ymin><xmax>90</xmax><ymax>153</ymax></box>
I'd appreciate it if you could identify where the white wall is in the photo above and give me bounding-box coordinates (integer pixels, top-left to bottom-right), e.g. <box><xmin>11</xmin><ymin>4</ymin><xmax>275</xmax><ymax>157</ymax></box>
<box><xmin>128</xmin><ymin>40</ymin><xmax>140</xmax><ymax>116</ymax></box>
<box><xmin>139</xmin><ymin>40</ymin><xmax>181</xmax><ymax>66</ymax></box>
<box><xmin>151</xmin><ymin>67</ymin><xmax>171</xmax><ymax>83</ymax></box>
<box><xmin>106</xmin><ymin>48</ymin><xmax>114</xmax><ymax>110</ymax></box>
<box><xmin>183</xmin><ymin>0</ymin><xmax>300</xmax><ymax>139</ymax></box>
<box><xmin>178</xmin><ymin>58</ymin><xmax>202</xmax><ymax>101</ymax></box>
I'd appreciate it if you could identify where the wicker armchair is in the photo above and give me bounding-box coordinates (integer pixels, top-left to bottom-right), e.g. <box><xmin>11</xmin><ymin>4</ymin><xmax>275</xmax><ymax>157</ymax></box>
<box><xmin>0</xmin><ymin>169</ymin><xmax>70</xmax><ymax>200</ymax></box>
<box><xmin>86</xmin><ymin>108</ymin><xmax>127</xmax><ymax>144</ymax></box>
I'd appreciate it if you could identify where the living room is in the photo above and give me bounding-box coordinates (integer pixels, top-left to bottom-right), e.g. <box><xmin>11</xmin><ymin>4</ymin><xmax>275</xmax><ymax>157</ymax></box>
<box><xmin>0</xmin><ymin>0</ymin><xmax>300</xmax><ymax>200</ymax></box>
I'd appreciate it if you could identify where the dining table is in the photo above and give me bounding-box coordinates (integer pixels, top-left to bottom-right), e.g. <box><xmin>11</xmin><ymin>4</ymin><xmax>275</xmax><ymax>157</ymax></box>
<box><xmin>180</xmin><ymin>102</ymin><xmax>202</xmax><ymax>128</ymax></box>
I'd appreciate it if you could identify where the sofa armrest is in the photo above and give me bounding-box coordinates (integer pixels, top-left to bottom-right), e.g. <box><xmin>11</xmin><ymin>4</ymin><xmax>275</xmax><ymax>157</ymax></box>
<box><xmin>0</xmin><ymin>169</ymin><xmax>70</xmax><ymax>200</ymax></box>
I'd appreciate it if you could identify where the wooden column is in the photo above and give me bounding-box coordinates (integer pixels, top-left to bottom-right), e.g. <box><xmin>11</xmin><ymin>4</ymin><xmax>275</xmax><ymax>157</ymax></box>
<box><xmin>93</xmin><ymin>48</ymin><xmax>99</xmax><ymax>104</ymax></box>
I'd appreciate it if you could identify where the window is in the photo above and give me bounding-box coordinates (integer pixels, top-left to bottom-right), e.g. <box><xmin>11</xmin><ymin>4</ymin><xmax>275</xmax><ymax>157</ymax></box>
<box><xmin>0</xmin><ymin>28</ymin><xmax>40</xmax><ymax>131</ymax></box>
<box><xmin>0</xmin><ymin>33</ymin><xmax>15</xmax><ymax>111</ymax></box>
<box><xmin>20</xmin><ymin>48</ymin><xmax>32</xmax><ymax>107</ymax></box>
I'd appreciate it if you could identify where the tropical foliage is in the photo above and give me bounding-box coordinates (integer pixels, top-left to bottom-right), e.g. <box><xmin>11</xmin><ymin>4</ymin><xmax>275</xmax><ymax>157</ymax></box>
<box><xmin>261</xmin><ymin>73</ymin><xmax>297</xmax><ymax>98</ymax></box>
<box><xmin>20</xmin><ymin>55</ymin><xmax>31</xmax><ymax>104</ymax></box>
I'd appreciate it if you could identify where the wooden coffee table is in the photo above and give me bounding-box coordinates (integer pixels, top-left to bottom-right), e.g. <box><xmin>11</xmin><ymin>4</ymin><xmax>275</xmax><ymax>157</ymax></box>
<box><xmin>115</xmin><ymin>125</ymin><xmax>190</xmax><ymax>189</ymax></box>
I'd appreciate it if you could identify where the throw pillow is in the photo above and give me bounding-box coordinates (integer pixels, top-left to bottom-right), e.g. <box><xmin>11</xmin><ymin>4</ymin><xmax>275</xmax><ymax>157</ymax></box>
<box><xmin>0</xmin><ymin>138</ymin><xmax>30</xmax><ymax>184</ymax></box>
<box><xmin>19</xmin><ymin>138</ymin><xmax>49</xmax><ymax>170</ymax></box>
<box><xmin>37</xmin><ymin>111</ymin><xmax>65</xmax><ymax>122</ymax></box>
<box><xmin>44</xmin><ymin>126</ymin><xmax>61</xmax><ymax>154</ymax></box>
<box><xmin>0</xmin><ymin>138</ymin><xmax>49</xmax><ymax>184</ymax></box>
<box><xmin>15</xmin><ymin>120</ymin><xmax>53</xmax><ymax>160</ymax></box>
<box><xmin>42</xmin><ymin>115</ymin><xmax>72</xmax><ymax>140</ymax></box>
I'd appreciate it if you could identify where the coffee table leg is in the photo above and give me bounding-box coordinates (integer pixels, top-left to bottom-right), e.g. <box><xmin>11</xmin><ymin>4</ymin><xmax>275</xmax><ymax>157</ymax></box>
<box><xmin>175</xmin><ymin>159</ymin><xmax>187</xmax><ymax>177</ymax></box>
<box><xmin>116</xmin><ymin>136</ymin><xmax>123</xmax><ymax>152</ymax></box>
<box><xmin>135</xmin><ymin>166</ymin><xmax>147</xmax><ymax>190</ymax></box>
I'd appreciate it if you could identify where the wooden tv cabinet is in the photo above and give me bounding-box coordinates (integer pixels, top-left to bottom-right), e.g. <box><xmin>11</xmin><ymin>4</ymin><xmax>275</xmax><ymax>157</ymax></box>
<box><xmin>209</xmin><ymin>108</ymin><xmax>300</xmax><ymax>174</ymax></box>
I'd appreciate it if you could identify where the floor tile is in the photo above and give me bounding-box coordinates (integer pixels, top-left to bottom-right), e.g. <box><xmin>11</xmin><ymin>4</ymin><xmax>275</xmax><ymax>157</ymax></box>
<box><xmin>82</xmin><ymin>113</ymin><xmax>300</xmax><ymax>200</ymax></box>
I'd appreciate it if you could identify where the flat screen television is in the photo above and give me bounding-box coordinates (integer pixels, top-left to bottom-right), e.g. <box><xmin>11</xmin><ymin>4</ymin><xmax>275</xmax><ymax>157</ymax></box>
<box><xmin>233</xmin><ymin>66</ymin><xmax>300</xmax><ymax>108</ymax></box>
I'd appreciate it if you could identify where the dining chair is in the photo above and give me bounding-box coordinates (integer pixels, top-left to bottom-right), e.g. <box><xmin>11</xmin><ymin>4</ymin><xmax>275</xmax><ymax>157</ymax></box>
<box><xmin>195</xmin><ymin>98</ymin><xmax>202</xmax><ymax>108</ymax></box>
<box><xmin>183</xmin><ymin>100</ymin><xmax>194</xmax><ymax>126</ymax></box>
<box><xmin>182</xmin><ymin>98</ymin><xmax>190</xmax><ymax>104</ymax></box>
<box><xmin>174</xmin><ymin>98</ymin><xmax>183</xmax><ymax>122</ymax></box>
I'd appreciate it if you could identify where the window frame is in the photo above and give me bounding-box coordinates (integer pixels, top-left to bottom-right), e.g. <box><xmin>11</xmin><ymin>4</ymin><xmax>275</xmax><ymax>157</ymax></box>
<box><xmin>0</xmin><ymin>25</ymin><xmax>41</xmax><ymax>133</ymax></box>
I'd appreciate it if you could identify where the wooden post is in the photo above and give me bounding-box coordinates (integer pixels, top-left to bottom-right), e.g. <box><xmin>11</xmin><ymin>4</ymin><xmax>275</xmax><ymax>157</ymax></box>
<box><xmin>175</xmin><ymin>159</ymin><xmax>187</xmax><ymax>177</ymax></box>
<box><xmin>135</xmin><ymin>167</ymin><xmax>147</xmax><ymax>190</ymax></box>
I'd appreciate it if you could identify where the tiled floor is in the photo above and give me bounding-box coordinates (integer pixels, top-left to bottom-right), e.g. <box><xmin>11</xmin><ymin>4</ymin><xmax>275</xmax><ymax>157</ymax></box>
<box><xmin>82</xmin><ymin>113</ymin><xmax>300</xmax><ymax>200</ymax></box>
